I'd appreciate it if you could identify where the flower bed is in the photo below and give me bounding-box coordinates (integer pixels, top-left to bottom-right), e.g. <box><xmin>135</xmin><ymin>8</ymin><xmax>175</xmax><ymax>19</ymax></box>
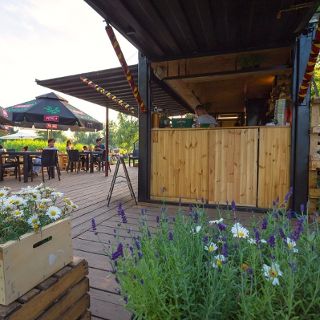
<box><xmin>109</xmin><ymin>204</ymin><xmax>320</xmax><ymax>319</ymax></box>
<box><xmin>0</xmin><ymin>184</ymin><xmax>77</xmax><ymax>243</ymax></box>
<box><xmin>0</xmin><ymin>184</ymin><xmax>78</xmax><ymax>304</ymax></box>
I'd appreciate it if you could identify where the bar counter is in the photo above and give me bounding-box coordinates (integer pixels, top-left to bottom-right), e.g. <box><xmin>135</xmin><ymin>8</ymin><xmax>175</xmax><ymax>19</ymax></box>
<box><xmin>151</xmin><ymin>126</ymin><xmax>291</xmax><ymax>208</ymax></box>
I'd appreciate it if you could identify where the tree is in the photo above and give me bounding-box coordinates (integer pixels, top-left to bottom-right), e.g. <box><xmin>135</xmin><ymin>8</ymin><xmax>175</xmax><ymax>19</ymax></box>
<box><xmin>113</xmin><ymin>114</ymin><xmax>138</xmax><ymax>153</ymax></box>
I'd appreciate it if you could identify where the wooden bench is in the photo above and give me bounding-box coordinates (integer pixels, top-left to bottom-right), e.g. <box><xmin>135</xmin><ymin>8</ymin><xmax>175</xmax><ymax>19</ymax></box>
<box><xmin>0</xmin><ymin>257</ymin><xmax>90</xmax><ymax>320</ymax></box>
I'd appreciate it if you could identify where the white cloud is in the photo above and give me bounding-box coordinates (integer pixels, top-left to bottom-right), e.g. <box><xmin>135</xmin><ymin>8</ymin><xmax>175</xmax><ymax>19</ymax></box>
<box><xmin>0</xmin><ymin>0</ymin><xmax>138</xmax><ymax>122</ymax></box>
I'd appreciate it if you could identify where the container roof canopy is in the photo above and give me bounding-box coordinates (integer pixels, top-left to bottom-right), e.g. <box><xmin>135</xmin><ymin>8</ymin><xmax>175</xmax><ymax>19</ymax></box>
<box><xmin>84</xmin><ymin>0</ymin><xmax>319</xmax><ymax>61</ymax></box>
<box><xmin>36</xmin><ymin>65</ymin><xmax>192</xmax><ymax>116</ymax></box>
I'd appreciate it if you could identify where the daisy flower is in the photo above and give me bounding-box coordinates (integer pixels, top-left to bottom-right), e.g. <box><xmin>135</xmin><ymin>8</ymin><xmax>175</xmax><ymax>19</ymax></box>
<box><xmin>209</xmin><ymin>218</ymin><xmax>224</xmax><ymax>225</ymax></box>
<box><xmin>204</xmin><ymin>242</ymin><xmax>218</xmax><ymax>253</ymax></box>
<box><xmin>248</xmin><ymin>238</ymin><xmax>267</xmax><ymax>245</ymax></box>
<box><xmin>231</xmin><ymin>223</ymin><xmax>249</xmax><ymax>239</ymax></box>
<box><xmin>212</xmin><ymin>255</ymin><xmax>226</xmax><ymax>268</ymax></box>
<box><xmin>286</xmin><ymin>237</ymin><xmax>298</xmax><ymax>253</ymax></box>
<box><xmin>192</xmin><ymin>226</ymin><xmax>202</xmax><ymax>234</ymax></box>
<box><xmin>11</xmin><ymin>209</ymin><xmax>24</xmax><ymax>218</ymax></box>
<box><xmin>28</xmin><ymin>214</ymin><xmax>40</xmax><ymax>229</ymax></box>
<box><xmin>7</xmin><ymin>195</ymin><xmax>26</xmax><ymax>207</ymax></box>
<box><xmin>262</xmin><ymin>262</ymin><xmax>283</xmax><ymax>286</ymax></box>
<box><xmin>0</xmin><ymin>188</ymin><xmax>9</xmax><ymax>198</ymax></box>
<box><xmin>46</xmin><ymin>206</ymin><xmax>62</xmax><ymax>220</ymax></box>
<box><xmin>51</xmin><ymin>192</ymin><xmax>64</xmax><ymax>198</ymax></box>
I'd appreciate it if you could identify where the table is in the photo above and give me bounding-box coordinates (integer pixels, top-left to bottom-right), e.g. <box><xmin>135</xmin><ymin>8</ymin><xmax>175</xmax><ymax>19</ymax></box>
<box><xmin>0</xmin><ymin>151</ymin><xmax>41</xmax><ymax>183</ymax></box>
<box><xmin>79</xmin><ymin>151</ymin><xmax>104</xmax><ymax>173</ymax></box>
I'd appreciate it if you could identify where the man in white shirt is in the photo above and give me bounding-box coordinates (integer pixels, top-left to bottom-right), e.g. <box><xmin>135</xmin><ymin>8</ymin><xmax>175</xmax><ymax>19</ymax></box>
<box><xmin>195</xmin><ymin>104</ymin><xmax>218</xmax><ymax>127</ymax></box>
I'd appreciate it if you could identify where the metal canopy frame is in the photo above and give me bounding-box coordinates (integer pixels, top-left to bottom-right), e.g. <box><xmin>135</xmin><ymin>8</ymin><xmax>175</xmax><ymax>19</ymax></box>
<box><xmin>36</xmin><ymin>65</ymin><xmax>191</xmax><ymax>116</ymax></box>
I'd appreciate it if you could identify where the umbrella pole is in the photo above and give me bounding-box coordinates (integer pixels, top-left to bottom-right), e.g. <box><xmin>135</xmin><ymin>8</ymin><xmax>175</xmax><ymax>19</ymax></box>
<box><xmin>105</xmin><ymin>107</ymin><xmax>109</xmax><ymax>177</ymax></box>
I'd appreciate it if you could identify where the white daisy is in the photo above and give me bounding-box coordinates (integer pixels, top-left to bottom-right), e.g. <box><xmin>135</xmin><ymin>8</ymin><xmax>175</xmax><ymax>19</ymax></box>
<box><xmin>192</xmin><ymin>226</ymin><xmax>202</xmax><ymax>234</ymax></box>
<box><xmin>231</xmin><ymin>223</ymin><xmax>249</xmax><ymax>239</ymax></box>
<box><xmin>248</xmin><ymin>238</ymin><xmax>256</xmax><ymax>244</ymax></box>
<box><xmin>262</xmin><ymin>263</ymin><xmax>283</xmax><ymax>286</ymax></box>
<box><xmin>46</xmin><ymin>206</ymin><xmax>62</xmax><ymax>220</ymax></box>
<box><xmin>7</xmin><ymin>195</ymin><xmax>26</xmax><ymax>207</ymax></box>
<box><xmin>51</xmin><ymin>192</ymin><xmax>63</xmax><ymax>198</ymax></box>
<box><xmin>204</xmin><ymin>242</ymin><xmax>218</xmax><ymax>253</ymax></box>
<box><xmin>212</xmin><ymin>255</ymin><xmax>226</xmax><ymax>268</ymax></box>
<box><xmin>0</xmin><ymin>188</ymin><xmax>9</xmax><ymax>198</ymax></box>
<box><xmin>28</xmin><ymin>214</ymin><xmax>40</xmax><ymax>228</ymax></box>
<box><xmin>286</xmin><ymin>237</ymin><xmax>298</xmax><ymax>253</ymax></box>
<box><xmin>209</xmin><ymin>218</ymin><xmax>224</xmax><ymax>225</ymax></box>
<box><xmin>260</xmin><ymin>239</ymin><xmax>267</xmax><ymax>244</ymax></box>
<box><xmin>11</xmin><ymin>209</ymin><xmax>24</xmax><ymax>218</ymax></box>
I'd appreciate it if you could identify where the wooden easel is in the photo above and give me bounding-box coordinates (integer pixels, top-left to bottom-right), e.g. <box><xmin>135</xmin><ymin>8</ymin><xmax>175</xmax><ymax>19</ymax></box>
<box><xmin>107</xmin><ymin>156</ymin><xmax>137</xmax><ymax>206</ymax></box>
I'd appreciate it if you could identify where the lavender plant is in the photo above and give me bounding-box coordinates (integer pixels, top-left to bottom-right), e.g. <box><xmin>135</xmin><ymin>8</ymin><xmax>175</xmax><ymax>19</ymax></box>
<box><xmin>109</xmin><ymin>203</ymin><xmax>320</xmax><ymax>320</ymax></box>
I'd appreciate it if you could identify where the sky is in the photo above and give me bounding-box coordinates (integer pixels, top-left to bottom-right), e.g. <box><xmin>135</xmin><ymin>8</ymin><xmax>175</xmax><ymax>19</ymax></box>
<box><xmin>0</xmin><ymin>0</ymin><xmax>138</xmax><ymax>123</ymax></box>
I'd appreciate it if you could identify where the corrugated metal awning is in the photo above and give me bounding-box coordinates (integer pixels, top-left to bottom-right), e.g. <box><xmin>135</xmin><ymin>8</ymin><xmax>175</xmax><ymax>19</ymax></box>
<box><xmin>36</xmin><ymin>65</ymin><xmax>192</xmax><ymax>116</ymax></box>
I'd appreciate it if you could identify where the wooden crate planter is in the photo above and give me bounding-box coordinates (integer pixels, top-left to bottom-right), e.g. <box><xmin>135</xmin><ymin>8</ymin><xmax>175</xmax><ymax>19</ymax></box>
<box><xmin>0</xmin><ymin>218</ymin><xmax>73</xmax><ymax>305</ymax></box>
<box><xmin>0</xmin><ymin>257</ymin><xmax>90</xmax><ymax>320</ymax></box>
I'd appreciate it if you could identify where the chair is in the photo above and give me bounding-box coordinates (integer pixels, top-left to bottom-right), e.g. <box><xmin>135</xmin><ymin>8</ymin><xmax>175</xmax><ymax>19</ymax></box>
<box><xmin>0</xmin><ymin>153</ymin><xmax>21</xmax><ymax>181</ymax></box>
<box><xmin>33</xmin><ymin>150</ymin><xmax>61</xmax><ymax>182</ymax></box>
<box><xmin>66</xmin><ymin>150</ymin><xmax>81</xmax><ymax>173</ymax></box>
<box><xmin>129</xmin><ymin>142</ymin><xmax>139</xmax><ymax>167</ymax></box>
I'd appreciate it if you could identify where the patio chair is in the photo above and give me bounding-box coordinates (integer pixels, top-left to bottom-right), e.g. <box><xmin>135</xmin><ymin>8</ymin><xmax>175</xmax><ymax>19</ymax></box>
<box><xmin>33</xmin><ymin>150</ymin><xmax>61</xmax><ymax>183</ymax></box>
<box><xmin>129</xmin><ymin>142</ymin><xmax>139</xmax><ymax>167</ymax></box>
<box><xmin>0</xmin><ymin>154</ymin><xmax>21</xmax><ymax>181</ymax></box>
<box><xmin>66</xmin><ymin>150</ymin><xmax>81</xmax><ymax>173</ymax></box>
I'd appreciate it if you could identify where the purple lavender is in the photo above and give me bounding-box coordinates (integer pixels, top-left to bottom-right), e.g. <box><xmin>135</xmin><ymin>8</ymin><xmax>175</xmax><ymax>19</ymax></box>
<box><xmin>129</xmin><ymin>246</ymin><xmax>134</xmax><ymax>256</ymax></box>
<box><xmin>284</xmin><ymin>187</ymin><xmax>293</xmax><ymax>203</ymax></box>
<box><xmin>300</xmin><ymin>203</ymin><xmax>305</xmax><ymax>213</ymax></box>
<box><xmin>117</xmin><ymin>204</ymin><xmax>128</xmax><ymax>224</ymax></box>
<box><xmin>286</xmin><ymin>209</ymin><xmax>295</xmax><ymax>220</ymax></box>
<box><xmin>138</xmin><ymin>251</ymin><xmax>143</xmax><ymax>259</ymax></box>
<box><xmin>168</xmin><ymin>231</ymin><xmax>174</xmax><ymax>241</ymax></box>
<box><xmin>222</xmin><ymin>242</ymin><xmax>228</xmax><ymax>257</ymax></box>
<box><xmin>254</xmin><ymin>228</ymin><xmax>260</xmax><ymax>243</ymax></box>
<box><xmin>267</xmin><ymin>235</ymin><xmax>276</xmax><ymax>248</ymax></box>
<box><xmin>231</xmin><ymin>200</ymin><xmax>236</xmax><ymax>211</ymax></box>
<box><xmin>291</xmin><ymin>218</ymin><xmax>304</xmax><ymax>241</ymax></box>
<box><xmin>203</xmin><ymin>236</ymin><xmax>209</xmax><ymax>244</ymax></box>
<box><xmin>156</xmin><ymin>216</ymin><xmax>160</xmax><ymax>223</ymax></box>
<box><xmin>134</xmin><ymin>237</ymin><xmax>141</xmax><ymax>250</ymax></box>
<box><xmin>111</xmin><ymin>243</ymin><xmax>124</xmax><ymax>261</ymax></box>
<box><xmin>261</xmin><ymin>218</ymin><xmax>268</xmax><ymax>230</ymax></box>
<box><xmin>91</xmin><ymin>218</ymin><xmax>97</xmax><ymax>234</ymax></box>
<box><xmin>279</xmin><ymin>228</ymin><xmax>286</xmax><ymax>239</ymax></box>
<box><xmin>218</xmin><ymin>223</ymin><xmax>227</xmax><ymax>231</ymax></box>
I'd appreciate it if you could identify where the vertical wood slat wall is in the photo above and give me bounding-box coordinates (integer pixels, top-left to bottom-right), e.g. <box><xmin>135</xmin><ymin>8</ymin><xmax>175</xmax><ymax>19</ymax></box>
<box><xmin>151</xmin><ymin>127</ymin><xmax>291</xmax><ymax>208</ymax></box>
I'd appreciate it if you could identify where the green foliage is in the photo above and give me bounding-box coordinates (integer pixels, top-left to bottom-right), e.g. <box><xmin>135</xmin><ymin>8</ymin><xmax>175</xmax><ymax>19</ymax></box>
<box><xmin>2</xmin><ymin>139</ymin><xmax>84</xmax><ymax>152</ymax></box>
<box><xmin>111</xmin><ymin>114</ymin><xmax>138</xmax><ymax>153</ymax></box>
<box><xmin>111</xmin><ymin>205</ymin><xmax>320</xmax><ymax>319</ymax></box>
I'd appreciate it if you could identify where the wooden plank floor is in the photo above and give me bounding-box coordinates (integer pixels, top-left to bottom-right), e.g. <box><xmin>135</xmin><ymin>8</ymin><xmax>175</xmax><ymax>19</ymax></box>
<box><xmin>1</xmin><ymin>167</ymin><xmax>264</xmax><ymax>320</ymax></box>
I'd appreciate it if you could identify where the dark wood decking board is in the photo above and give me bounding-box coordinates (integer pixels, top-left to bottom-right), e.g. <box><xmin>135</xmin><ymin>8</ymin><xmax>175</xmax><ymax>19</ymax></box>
<box><xmin>1</xmin><ymin>168</ymin><xmax>264</xmax><ymax>320</ymax></box>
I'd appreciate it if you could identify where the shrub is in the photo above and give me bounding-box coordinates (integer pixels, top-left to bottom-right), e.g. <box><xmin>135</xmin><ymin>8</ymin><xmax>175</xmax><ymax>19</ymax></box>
<box><xmin>108</xmin><ymin>204</ymin><xmax>320</xmax><ymax>319</ymax></box>
<box><xmin>2</xmin><ymin>139</ymin><xmax>84</xmax><ymax>152</ymax></box>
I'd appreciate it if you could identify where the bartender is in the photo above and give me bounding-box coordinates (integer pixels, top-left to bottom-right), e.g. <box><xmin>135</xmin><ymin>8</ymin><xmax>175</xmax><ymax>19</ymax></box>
<box><xmin>195</xmin><ymin>104</ymin><xmax>218</xmax><ymax>127</ymax></box>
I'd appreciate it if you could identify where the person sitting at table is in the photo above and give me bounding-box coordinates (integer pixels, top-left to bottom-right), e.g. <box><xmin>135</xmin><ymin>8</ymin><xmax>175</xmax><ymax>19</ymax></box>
<box><xmin>80</xmin><ymin>145</ymin><xmax>89</xmax><ymax>170</ymax></box>
<box><xmin>33</xmin><ymin>139</ymin><xmax>58</xmax><ymax>175</ymax></box>
<box><xmin>194</xmin><ymin>104</ymin><xmax>218</xmax><ymax>127</ymax></box>
<box><xmin>94</xmin><ymin>138</ymin><xmax>105</xmax><ymax>151</ymax></box>
<box><xmin>66</xmin><ymin>140</ymin><xmax>73</xmax><ymax>151</ymax></box>
<box><xmin>22</xmin><ymin>146</ymin><xmax>28</xmax><ymax>151</ymax></box>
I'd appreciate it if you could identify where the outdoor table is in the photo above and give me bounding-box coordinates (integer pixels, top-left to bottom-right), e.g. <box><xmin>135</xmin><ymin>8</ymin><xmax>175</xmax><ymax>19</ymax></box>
<box><xmin>0</xmin><ymin>151</ymin><xmax>42</xmax><ymax>183</ymax></box>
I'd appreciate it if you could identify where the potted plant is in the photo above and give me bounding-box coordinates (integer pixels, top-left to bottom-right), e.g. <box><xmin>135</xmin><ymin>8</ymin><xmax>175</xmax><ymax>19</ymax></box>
<box><xmin>109</xmin><ymin>200</ymin><xmax>320</xmax><ymax>319</ymax></box>
<box><xmin>0</xmin><ymin>184</ymin><xmax>77</xmax><ymax>305</ymax></box>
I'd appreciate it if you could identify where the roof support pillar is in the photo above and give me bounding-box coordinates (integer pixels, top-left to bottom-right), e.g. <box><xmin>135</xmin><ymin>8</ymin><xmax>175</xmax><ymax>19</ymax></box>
<box><xmin>138</xmin><ymin>53</ymin><xmax>151</xmax><ymax>202</ymax></box>
<box><xmin>291</xmin><ymin>25</ymin><xmax>315</xmax><ymax>211</ymax></box>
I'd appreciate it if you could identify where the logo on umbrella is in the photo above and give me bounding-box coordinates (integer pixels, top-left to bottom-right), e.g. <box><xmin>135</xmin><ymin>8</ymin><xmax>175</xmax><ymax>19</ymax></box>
<box><xmin>44</xmin><ymin>106</ymin><xmax>60</xmax><ymax>115</ymax></box>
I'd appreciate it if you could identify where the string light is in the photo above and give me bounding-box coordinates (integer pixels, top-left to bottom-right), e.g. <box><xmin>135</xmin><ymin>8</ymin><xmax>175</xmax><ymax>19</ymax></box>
<box><xmin>79</xmin><ymin>77</ymin><xmax>135</xmax><ymax>114</ymax></box>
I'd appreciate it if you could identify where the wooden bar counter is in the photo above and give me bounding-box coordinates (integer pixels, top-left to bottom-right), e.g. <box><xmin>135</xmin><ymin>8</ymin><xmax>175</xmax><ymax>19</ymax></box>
<box><xmin>151</xmin><ymin>126</ymin><xmax>291</xmax><ymax>208</ymax></box>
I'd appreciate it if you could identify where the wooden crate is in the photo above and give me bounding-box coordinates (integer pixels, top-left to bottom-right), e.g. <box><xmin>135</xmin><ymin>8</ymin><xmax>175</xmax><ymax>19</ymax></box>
<box><xmin>0</xmin><ymin>257</ymin><xmax>90</xmax><ymax>320</ymax></box>
<box><xmin>0</xmin><ymin>218</ymin><xmax>73</xmax><ymax>305</ymax></box>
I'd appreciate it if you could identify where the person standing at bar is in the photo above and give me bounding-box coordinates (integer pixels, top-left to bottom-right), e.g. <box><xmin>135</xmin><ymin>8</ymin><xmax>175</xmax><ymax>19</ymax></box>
<box><xmin>195</xmin><ymin>104</ymin><xmax>218</xmax><ymax>127</ymax></box>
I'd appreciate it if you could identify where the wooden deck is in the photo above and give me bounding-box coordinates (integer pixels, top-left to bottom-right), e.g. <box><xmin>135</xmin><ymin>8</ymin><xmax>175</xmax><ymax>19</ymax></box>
<box><xmin>2</xmin><ymin>167</ymin><xmax>264</xmax><ymax>320</ymax></box>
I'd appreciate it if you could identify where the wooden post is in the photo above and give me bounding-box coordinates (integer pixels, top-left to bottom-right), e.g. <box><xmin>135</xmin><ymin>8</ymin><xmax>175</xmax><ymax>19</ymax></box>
<box><xmin>105</xmin><ymin>107</ymin><xmax>109</xmax><ymax>177</ymax></box>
